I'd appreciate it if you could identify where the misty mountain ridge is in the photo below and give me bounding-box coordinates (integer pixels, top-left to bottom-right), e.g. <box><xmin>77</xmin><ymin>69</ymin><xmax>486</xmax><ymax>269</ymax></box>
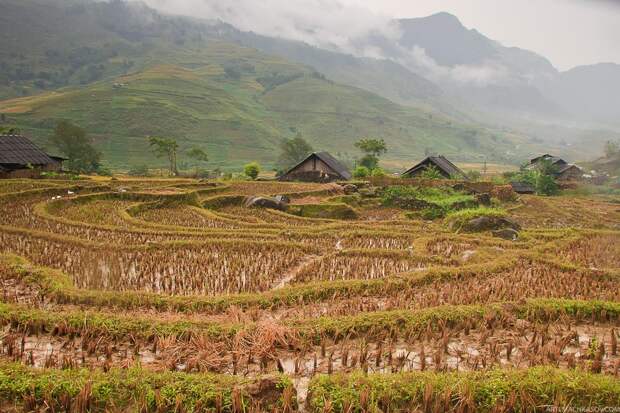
<box><xmin>1</xmin><ymin>0</ymin><xmax>618</xmax><ymax>169</ymax></box>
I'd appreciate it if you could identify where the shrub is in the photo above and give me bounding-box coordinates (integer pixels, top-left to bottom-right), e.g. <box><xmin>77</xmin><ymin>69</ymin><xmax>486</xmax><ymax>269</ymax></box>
<box><xmin>536</xmin><ymin>173</ymin><xmax>559</xmax><ymax>196</ymax></box>
<box><xmin>352</xmin><ymin>166</ymin><xmax>370</xmax><ymax>179</ymax></box>
<box><xmin>96</xmin><ymin>166</ymin><xmax>113</xmax><ymax>177</ymax></box>
<box><xmin>466</xmin><ymin>170</ymin><xmax>481</xmax><ymax>181</ymax></box>
<box><xmin>243</xmin><ymin>162</ymin><xmax>260</xmax><ymax>180</ymax></box>
<box><xmin>446</xmin><ymin>207</ymin><xmax>507</xmax><ymax>228</ymax></box>
<box><xmin>127</xmin><ymin>164</ymin><xmax>149</xmax><ymax>176</ymax></box>
<box><xmin>491</xmin><ymin>185</ymin><xmax>518</xmax><ymax>202</ymax></box>
<box><xmin>420</xmin><ymin>165</ymin><xmax>443</xmax><ymax>179</ymax></box>
<box><xmin>370</xmin><ymin>167</ymin><xmax>386</xmax><ymax>177</ymax></box>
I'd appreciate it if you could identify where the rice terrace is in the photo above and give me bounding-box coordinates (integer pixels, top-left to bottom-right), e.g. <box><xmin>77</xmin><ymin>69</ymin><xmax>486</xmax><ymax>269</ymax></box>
<box><xmin>0</xmin><ymin>174</ymin><xmax>618</xmax><ymax>412</ymax></box>
<box><xmin>2</xmin><ymin>0</ymin><xmax>620</xmax><ymax>411</ymax></box>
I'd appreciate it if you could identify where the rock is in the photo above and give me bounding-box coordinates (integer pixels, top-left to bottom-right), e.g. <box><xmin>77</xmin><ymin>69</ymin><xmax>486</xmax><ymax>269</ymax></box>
<box><xmin>475</xmin><ymin>193</ymin><xmax>492</xmax><ymax>207</ymax></box>
<box><xmin>460</xmin><ymin>216</ymin><xmax>521</xmax><ymax>233</ymax></box>
<box><xmin>288</xmin><ymin>203</ymin><xmax>358</xmax><ymax>220</ymax></box>
<box><xmin>452</xmin><ymin>183</ymin><xmax>466</xmax><ymax>192</ymax></box>
<box><xmin>274</xmin><ymin>195</ymin><xmax>291</xmax><ymax>205</ymax></box>
<box><xmin>358</xmin><ymin>186</ymin><xmax>379</xmax><ymax>198</ymax></box>
<box><xmin>492</xmin><ymin>228</ymin><xmax>519</xmax><ymax>241</ymax></box>
<box><xmin>244</xmin><ymin>196</ymin><xmax>287</xmax><ymax>211</ymax></box>
<box><xmin>343</xmin><ymin>184</ymin><xmax>358</xmax><ymax>194</ymax></box>
<box><xmin>394</xmin><ymin>198</ymin><xmax>434</xmax><ymax>210</ymax></box>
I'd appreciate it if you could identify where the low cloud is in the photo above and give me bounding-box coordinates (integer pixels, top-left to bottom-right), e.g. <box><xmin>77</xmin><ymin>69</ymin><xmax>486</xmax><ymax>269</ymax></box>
<box><xmin>409</xmin><ymin>46</ymin><xmax>509</xmax><ymax>86</ymax></box>
<box><xmin>143</xmin><ymin>0</ymin><xmax>510</xmax><ymax>86</ymax></box>
<box><xmin>143</xmin><ymin>0</ymin><xmax>400</xmax><ymax>55</ymax></box>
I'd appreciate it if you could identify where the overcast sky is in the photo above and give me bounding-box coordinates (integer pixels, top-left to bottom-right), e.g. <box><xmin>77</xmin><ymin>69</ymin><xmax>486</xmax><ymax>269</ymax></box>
<box><xmin>145</xmin><ymin>0</ymin><xmax>620</xmax><ymax>71</ymax></box>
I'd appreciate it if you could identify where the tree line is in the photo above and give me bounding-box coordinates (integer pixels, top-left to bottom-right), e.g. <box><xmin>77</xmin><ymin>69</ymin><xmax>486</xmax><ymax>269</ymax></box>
<box><xmin>40</xmin><ymin>119</ymin><xmax>389</xmax><ymax>180</ymax></box>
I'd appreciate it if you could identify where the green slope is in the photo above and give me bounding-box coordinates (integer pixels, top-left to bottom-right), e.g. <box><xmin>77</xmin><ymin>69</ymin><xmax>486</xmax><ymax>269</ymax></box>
<box><xmin>0</xmin><ymin>0</ymin><xmax>534</xmax><ymax>170</ymax></box>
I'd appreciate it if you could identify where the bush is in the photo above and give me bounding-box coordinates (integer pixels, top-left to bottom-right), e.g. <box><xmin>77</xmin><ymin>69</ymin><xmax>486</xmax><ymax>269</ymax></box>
<box><xmin>420</xmin><ymin>165</ymin><xmax>443</xmax><ymax>179</ymax></box>
<box><xmin>96</xmin><ymin>166</ymin><xmax>113</xmax><ymax>177</ymax></box>
<box><xmin>446</xmin><ymin>207</ymin><xmax>507</xmax><ymax>228</ymax></box>
<box><xmin>465</xmin><ymin>170</ymin><xmax>481</xmax><ymax>181</ymax></box>
<box><xmin>536</xmin><ymin>173</ymin><xmax>559</xmax><ymax>196</ymax></box>
<box><xmin>371</xmin><ymin>167</ymin><xmax>386</xmax><ymax>177</ymax></box>
<box><xmin>243</xmin><ymin>162</ymin><xmax>260</xmax><ymax>180</ymax></box>
<box><xmin>127</xmin><ymin>164</ymin><xmax>149</xmax><ymax>176</ymax></box>
<box><xmin>352</xmin><ymin>166</ymin><xmax>370</xmax><ymax>179</ymax></box>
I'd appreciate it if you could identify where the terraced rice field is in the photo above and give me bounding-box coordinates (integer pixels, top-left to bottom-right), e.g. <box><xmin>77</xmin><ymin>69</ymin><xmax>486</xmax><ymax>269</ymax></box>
<box><xmin>0</xmin><ymin>177</ymin><xmax>618</xmax><ymax>412</ymax></box>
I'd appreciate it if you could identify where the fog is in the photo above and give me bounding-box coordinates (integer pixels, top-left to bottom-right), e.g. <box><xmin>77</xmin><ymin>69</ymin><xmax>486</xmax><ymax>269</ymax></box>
<box><xmin>143</xmin><ymin>0</ymin><xmax>620</xmax><ymax>71</ymax></box>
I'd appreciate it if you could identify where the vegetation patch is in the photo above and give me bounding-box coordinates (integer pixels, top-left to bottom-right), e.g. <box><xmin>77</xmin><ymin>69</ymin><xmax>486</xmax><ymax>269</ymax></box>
<box><xmin>288</xmin><ymin>203</ymin><xmax>358</xmax><ymax>220</ymax></box>
<box><xmin>0</xmin><ymin>363</ymin><xmax>292</xmax><ymax>412</ymax></box>
<box><xmin>307</xmin><ymin>367</ymin><xmax>620</xmax><ymax>412</ymax></box>
<box><xmin>383</xmin><ymin>186</ymin><xmax>477</xmax><ymax>219</ymax></box>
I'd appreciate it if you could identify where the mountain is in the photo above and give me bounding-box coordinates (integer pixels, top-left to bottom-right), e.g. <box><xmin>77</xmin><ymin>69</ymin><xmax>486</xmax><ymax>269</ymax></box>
<box><xmin>538</xmin><ymin>63</ymin><xmax>620</xmax><ymax>127</ymax></box>
<box><xmin>0</xmin><ymin>0</ymin><xmax>538</xmax><ymax>170</ymax></box>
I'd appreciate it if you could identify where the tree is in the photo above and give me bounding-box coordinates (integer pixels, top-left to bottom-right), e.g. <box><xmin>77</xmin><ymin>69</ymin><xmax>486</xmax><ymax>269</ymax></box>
<box><xmin>536</xmin><ymin>173</ymin><xmax>559</xmax><ymax>196</ymax></box>
<box><xmin>604</xmin><ymin>140</ymin><xmax>620</xmax><ymax>158</ymax></box>
<box><xmin>127</xmin><ymin>164</ymin><xmax>149</xmax><ymax>176</ymax></box>
<box><xmin>352</xmin><ymin>166</ymin><xmax>370</xmax><ymax>179</ymax></box>
<box><xmin>244</xmin><ymin>162</ymin><xmax>260</xmax><ymax>180</ymax></box>
<box><xmin>534</xmin><ymin>159</ymin><xmax>559</xmax><ymax>196</ymax></box>
<box><xmin>50</xmin><ymin>120</ymin><xmax>101</xmax><ymax>173</ymax></box>
<box><xmin>187</xmin><ymin>147</ymin><xmax>209</xmax><ymax>163</ymax></box>
<box><xmin>148</xmin><ymin>137</ymin><xmax>179</xmax><ymax>176</ymax></box>
<box><xmin>278</xmin><ymin>133</ymin><xmax>313</xmax><ymax>168</ymax></box>
<box><xmin>355</xmin><ymin>138</ymin><xmax>387</xmax><ymax>170</ymax></box>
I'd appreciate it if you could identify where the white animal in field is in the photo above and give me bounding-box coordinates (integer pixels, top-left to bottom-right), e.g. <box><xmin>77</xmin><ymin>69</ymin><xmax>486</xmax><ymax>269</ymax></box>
<box><xmin>67</xmin><ymin>190</ymin><xmax>75</xmax><ymax>195</ymax></box>
<box><xmin>335</xmin><ymin>240</ymin><xmax>343</xmax><ymax>250</ymax></box>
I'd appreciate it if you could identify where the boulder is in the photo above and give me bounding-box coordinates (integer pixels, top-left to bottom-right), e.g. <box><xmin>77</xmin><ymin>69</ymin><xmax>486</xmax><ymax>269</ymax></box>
<box><xmin>288</xmin><ymin>203</ymin><xmax>358</xmax><ymax>220</ymax></box>
<box><xmin>359</xmin><ymin>186</ymin><xmax>379</xmax><ymax>198</ymax></box>
<box><xmin>274</xmin><ymin>195</ymin><xmax>291</xmax><ymax>205</ymax></box>
<box><xmin>475</xmin><ymin>193</ymin><xmax>492</xmax><ymax>207</ymax></box>
<box><xmin>343</xmin><ymin>184</ymin><xmax>358</xmax><ymax>195</ymax></box>
<box><xmin>244</xmin><ymin>196</ymin><xmax>287</xmax><ymax>211</ymax></box>
<box><xmin>460</xmin><ymin>216</ymin><xmax>521</xmax><ymax>233</ymax></box>
<box><xmin>492</xmin><ymin>228</ymin><xmax>519</xmax><ymax>241</ymax></box>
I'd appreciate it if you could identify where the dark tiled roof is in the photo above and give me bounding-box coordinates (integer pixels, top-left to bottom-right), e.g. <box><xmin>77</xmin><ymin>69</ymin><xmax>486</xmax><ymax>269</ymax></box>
<box><xmin>403</xmin><ymin>155</ymin><xmax>466</xmax><ymax>179</ymax></box>
<box><xmin>0</xmin><ymin>135</ymin><xmax>58</xmax><ymax>166</ymax></box>
<box><xmin>529</xmin><ymin>154</ymin><xmax>566</xmax><ymax>166</ymax></box>
<box><xmin>284</xmin><ymin>152</ymin><xmax>352</xmax><ymax>180</ymax></box>
<box><xmin>314</xmin><ymin>152</ymin><xmax>351</xmax><ymax>180</ymax></box>
<box><xmin>557</xmin><ymin>164</ymin><xmax>581</xmax><ymax>174</ymax></box>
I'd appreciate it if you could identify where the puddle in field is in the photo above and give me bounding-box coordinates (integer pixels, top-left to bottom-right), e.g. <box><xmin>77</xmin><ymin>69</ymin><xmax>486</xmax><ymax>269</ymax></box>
<box><xmin>2</xmin><ymin>322</ymin><xmax>618</xmax><ymax>407</ymax></box>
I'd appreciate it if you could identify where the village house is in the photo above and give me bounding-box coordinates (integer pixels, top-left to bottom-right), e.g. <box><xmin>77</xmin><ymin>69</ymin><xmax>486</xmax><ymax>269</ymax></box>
<box><xmin>402</xmin><ymin>155</ymin><xmax>467</xmax><ymax>180</ymax></box>
<box><xmin>279</xmin><ymin>151</ymin><xmax>351</xmax><ymax>182</ymax></box>
<box><xmin>527</xmin><ymin>154</ymin><xmax>583</xmax><ymax>181</ymax></box>
<box><xmin>0</xmin><ymin>134</ymin><xmax>64</xmax><ymax>178</ymax></box>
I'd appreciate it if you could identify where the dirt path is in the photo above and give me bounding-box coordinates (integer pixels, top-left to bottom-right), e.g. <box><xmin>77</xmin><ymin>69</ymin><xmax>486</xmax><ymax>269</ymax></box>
<box><xmin>272</xmin><ymin>254</ymin><xmax>327</xmax><ymax>290</ymax></box>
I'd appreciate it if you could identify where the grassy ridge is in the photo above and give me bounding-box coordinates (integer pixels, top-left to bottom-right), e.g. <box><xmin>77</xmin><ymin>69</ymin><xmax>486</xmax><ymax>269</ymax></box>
<box><xmin>307</xmin><ymin>367</ymin><xmax>620</xmax><ymax>412</ymax></box>
<box><xmin>0</xmin><ymin>363</ymin><xmax>291</xmax><ymax>412</ymax></box>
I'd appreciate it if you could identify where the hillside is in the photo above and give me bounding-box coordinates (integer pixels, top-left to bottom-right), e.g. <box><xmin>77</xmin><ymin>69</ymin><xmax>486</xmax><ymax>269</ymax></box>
<box><xmin>0</xmin><ymin>0</ymin><xmax>539</xmax><ymax>170</ymax></box>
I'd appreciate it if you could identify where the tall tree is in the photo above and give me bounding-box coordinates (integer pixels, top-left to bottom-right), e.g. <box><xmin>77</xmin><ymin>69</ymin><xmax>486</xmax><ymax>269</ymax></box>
<box><xmin>148</xmin><ymin>137</ymin><xmax>179</xmax><ymax>176</ymax></box>
<box><xmin>50</xmin><ymin>120</ymin><xmax>101</xmax><ymax>173</ymax></box>
<box><xmin>278</xmin><ymin>133</ymin><xmax>313</xmax><ymax>168</ymax></box>
<box><xmin>187</xmin><ymin>147</ymin><xmax>209</xmax><ymax>176</ymax></box>
<box><xmin>355</xmin><ymin>138</ymin><xmax>387</xmax><ymax>170</ymax></box>
<box><xmin>604</xmin><ymin>140</ymin><xmax>620</xmax><ymax>158</ymax></box>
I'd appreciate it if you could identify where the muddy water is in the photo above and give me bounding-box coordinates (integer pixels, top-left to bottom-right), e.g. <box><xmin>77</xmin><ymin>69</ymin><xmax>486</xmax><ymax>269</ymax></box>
<box><xmin>2</xmin><ymin>322</ymin><xmax>618</xmax><ymax>408</ymax></box>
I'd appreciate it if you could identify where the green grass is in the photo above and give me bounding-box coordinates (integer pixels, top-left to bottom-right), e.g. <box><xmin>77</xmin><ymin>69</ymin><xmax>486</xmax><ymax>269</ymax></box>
<box><xmin>446</xmin><ymin>207</ymin><xmax>508</xmax><ymax>227</ymax></box>
<box><xmin>308</xmin><ymin>367</ymin><xmax>620</xmax><ymax>412</ymax></box>
<box><xmin>0</xmin><ymin>362</ymin><xmax>291</xmax><ymax>412</ymax></box>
